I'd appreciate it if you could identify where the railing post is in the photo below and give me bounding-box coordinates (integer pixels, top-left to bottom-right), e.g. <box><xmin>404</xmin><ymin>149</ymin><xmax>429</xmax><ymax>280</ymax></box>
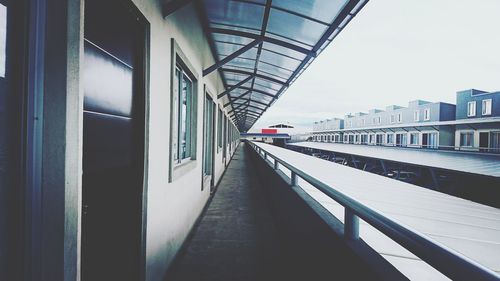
<box><xmin>344</xmin><ymin>208</ymin><xmax>359</xmax><ymax>240</ymax></box>
<box><xmin>274</xmin><ymin>159</ymin><xmax>279</xmax><ymax>170</ymax></box>
<box><xmin>290</xmin><ymin>171</ymin><xmax>298</xmax><ymax>186</ymax></box>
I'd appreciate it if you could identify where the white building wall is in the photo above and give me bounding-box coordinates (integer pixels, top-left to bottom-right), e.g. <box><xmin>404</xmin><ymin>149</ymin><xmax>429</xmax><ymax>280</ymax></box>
<box><xmin>108</xmin><ymin>1</ymin><xmax>238</xmax><ymax>280</ymax></box>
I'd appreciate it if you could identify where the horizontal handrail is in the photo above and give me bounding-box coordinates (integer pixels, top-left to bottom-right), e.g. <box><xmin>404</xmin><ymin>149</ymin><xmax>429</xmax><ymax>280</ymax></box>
<box><xmin>248</xmin><ymin>141</ymin><xmax>500</xmax><ymax>281</ymax></box>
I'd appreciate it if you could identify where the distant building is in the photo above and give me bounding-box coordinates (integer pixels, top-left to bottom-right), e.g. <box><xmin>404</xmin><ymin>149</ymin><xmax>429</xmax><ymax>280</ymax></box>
<box><xmin>310</xmin><ymin>90</ymin><xmax>500</xmax><ymax>152</ymax></box>
<box><xmin>455</xmin><ymin>89</ymin><xmax>500</xmax><ymax>151</ymax></box>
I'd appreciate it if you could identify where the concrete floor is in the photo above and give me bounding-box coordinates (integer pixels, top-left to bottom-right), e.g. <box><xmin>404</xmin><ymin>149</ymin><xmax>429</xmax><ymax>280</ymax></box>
<box><xmin>169</xmin><ymin>143</ymin><xmax>288</xmax><ymax>281</ymax></box>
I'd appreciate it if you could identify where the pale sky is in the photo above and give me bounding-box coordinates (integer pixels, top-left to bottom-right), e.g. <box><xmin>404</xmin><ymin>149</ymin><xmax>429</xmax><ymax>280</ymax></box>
<box><xmin>251</xmin><ymin>0</ymin><xmax>500</xmax><ymax>132</ymax></box>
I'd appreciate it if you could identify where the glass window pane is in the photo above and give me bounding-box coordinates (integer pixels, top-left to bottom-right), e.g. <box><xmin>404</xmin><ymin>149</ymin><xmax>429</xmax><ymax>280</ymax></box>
<box><xmin>0</xmin><ymin>4</ymin><xmax>6</xmax><ymax>77</ymax></box>
<box><xmin>179</xmin><ymin>74</ymin><xmax>187</xmax><ymax>159</ymax></box>
<box><xmin>173</xmin><ymin>68</ymin><xmax>180</xmax><ymax>160</ymax></box>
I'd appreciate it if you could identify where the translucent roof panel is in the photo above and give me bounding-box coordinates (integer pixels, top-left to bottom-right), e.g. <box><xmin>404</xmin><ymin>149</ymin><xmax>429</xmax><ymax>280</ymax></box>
<box><xmin>201</xmin><ymin>0</ymin><xmax>369</xmax><ymax>131</ymax></box>
<box><xmin>206</xmin><ymin>0</ymin><xmax>265</xmax><ymax>31</ymax></box>
<box><xmin>266</xmin><ymin>8</ymin><xmax>328</xmax><ymax>46</ymax></box>
<box><xmin>216</xmin><ymin>43</ymin><xmax>258</xmax><ymax>59</ymax></box>
<box><xmin>272</xmin><ymin>0</ymin><xmax>348</xmax><ymax>24</ymax></box>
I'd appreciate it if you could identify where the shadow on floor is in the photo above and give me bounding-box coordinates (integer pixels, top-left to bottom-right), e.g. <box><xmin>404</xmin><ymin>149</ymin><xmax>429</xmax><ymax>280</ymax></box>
<box><xmin>168</xmin><ymin>143</ymin><xmax>385</xmax><ymax>281</ymax></box>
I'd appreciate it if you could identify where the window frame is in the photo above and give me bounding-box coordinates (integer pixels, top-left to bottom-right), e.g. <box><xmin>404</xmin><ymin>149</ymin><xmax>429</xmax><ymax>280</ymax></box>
<box><xmin>410</xmin><ymin>133</ymin><xmax>419</xmax><ymax>145</ymax></box>
<box><xmin>423</xmin><ymin>108</ymin><xmax>430</xmax><ymax>121</ymax></box>
<box><xmin>202</xmin><ymin>87</ymin><xmax>215</xmax><ymax>180</ymax></box>
<box><xmin>169</xmin><ymin>39</ymin><xmax>199</xmax><ymax>182</ymax></box>
<box><xmin>414</xmin><ymin>110</ymin><xmax>419</xmax><ymax>121</ymax></box>
<box><xmin>217</xmin><ymin>107</ymin><xmax>223</xmax><ymax>151</ymax></box>
<box><xmin>467</xmin><ymin>101</ymin><xmax>476</xmax><ymax>117</ymax></box>
<box><xmin>460</xmin><ymin>131</ymin><xmax>474</xmax><ymax>147</ymax></box>
<box><xmin>482</xmin><ymin>99</ymin><xmax>492</xmax><ymax>116</ymax></box>
<box><xmin>173</xmin><ymin>66</ymin><xmax>194</xmax><ymax>162</ymax></box>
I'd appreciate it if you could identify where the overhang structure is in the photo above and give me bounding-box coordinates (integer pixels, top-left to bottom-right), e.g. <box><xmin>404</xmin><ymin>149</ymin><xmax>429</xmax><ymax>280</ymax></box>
<box><xmin>193</xmin><ymin>0</ymin><xmax>369</xmax><ymax>131</ymax></box>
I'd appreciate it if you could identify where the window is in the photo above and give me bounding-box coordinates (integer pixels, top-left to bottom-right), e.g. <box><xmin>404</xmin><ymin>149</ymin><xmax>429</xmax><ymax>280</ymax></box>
<box><xmin>361</xmin><ymin>134</ymin><xmax>368</xmax><ymax>144</ymax></box>
<box><xmin>217</xmin><ymin>108</ymin><xmax>223</xmax><ymax>149</ymax></box>
<box><xmin>396</xmin><ymin>133</ymin><xmax>407</xmax><ymax>146</ymax></box>
<box><xmin>377</xmin><ymin>116</ymin><xmax>381</xmax><ymax>124</ymax></box>
<box><xmin>372</xmin><ymin>117</ymin><xmax>376</xmax><ymax>125</ymax></box>
<box><xmin>423</xmin><ymin>108</ymin><xmax>430</xmax><ymax>121</ymax></box>
<box><xmin>390</xmin><ymin>114</ymin><xmax>395</xmax><ymax>123</ymax></box>
<box><xmin>490</xmin><ymin>132</ymin><xmax>500</xmax><ymax>152</ymax></box>
<box><xmin>173</xmin><ymin>65</ymin><xmax>196</xmax><ymax>163</ymax></box>
<box><xmin>410</xmin><ymin>133</ymin><xmax>419</xmax><ymax>145</ymax></box>
<box><xmin>482</xmin><ymin>99</ymin><xmax>492</xmax><ymax>115</ymax></box>
<box><xmin>387</xmin><ymin>134</ymin><xmax>394</xmax><ymax>145</ymax></box>
<box><xmin>460</xmin><ymin>132</ymin><xmax>474</xmax><ymax>147</ymax></box>
<box><xmin>414</xmin><ymin>110</ymin><xmax>419</xmax><ymax>121</ymax></box>
<box><xmin>376</xmin><ymin>134</ymin><xmax>383</xmax><ymax>145</ymax></box>
<box><xmin>361</xmin><ymin>119</ymin><xmax>365</xmax><ymax>126</ymax></box>
<box><xmin>423</xmin><ymin>132</ymin><xmax>438</xmax><ymax>149</ymax></box>
<box><xmin>467</xmin><ymin>101</ymin><xmax>476</xmax><ymax>117</ymax></box>
<box><xmin>0</xmin><ymin>4</ymin><xmax>6</xmax><ymax>77</ymax></box>
<box><xmin>170</xmin><ymin>40</ymin><xmax>200</xmax><ymax>182</ymax></box>
<box><xmin>397</xmin><ymin>113</ymin><xmax>402</xmax><ymax>123</ymax></box>
<box><xmin>203</xmin><ymin>94</ymin><xmax>215</xmax><ymax>177</ymax></box>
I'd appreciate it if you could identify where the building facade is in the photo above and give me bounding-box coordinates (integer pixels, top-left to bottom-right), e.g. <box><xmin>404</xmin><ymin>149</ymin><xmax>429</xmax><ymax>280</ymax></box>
<box><xmin>455</xmin><ymin>89</ymin><xmax>500</xmax><ymax>152</ymax></box>
<box><xmin>312</xmin><ymin>90</ymin><xmax>500</xmax><ymax>152</ymax></box>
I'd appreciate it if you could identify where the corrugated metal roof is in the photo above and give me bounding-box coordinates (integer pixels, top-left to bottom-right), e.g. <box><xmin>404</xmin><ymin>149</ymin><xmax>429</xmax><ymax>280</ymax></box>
<box><xmin>253</xmin><ymin>142</ymin><xmax>500</xmax><ymax>280</ymax></box>
<box><xmin>288</xmin><ymin>142</ymin><xmax>500</xmax><ymax>177</ymax></box>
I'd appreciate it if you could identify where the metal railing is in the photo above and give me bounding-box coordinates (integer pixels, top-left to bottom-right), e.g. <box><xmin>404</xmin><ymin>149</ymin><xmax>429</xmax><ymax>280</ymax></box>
<box><xmin>248</xmin><ymin>141</ymin><xmax>500</xmax><ymax>281</ymax></box>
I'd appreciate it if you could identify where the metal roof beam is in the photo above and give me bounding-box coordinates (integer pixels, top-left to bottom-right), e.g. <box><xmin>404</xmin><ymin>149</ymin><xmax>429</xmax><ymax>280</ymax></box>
<box><xmin>234</xmin><ymin>108</ymin><xmax>261</xmax><ymax>117</ymax></box>
<box><xmin>203</xmin><ymin>38</ymin><xmax>262</xmax><ymax>76</ymax></box>
<box><xmin>224</xmin><ymin>97</ymin><xmax>268</xmax><ymax>108</ymax></box>
<box><xmin>233</xmin><ymin>109</ymin><xmax>262</xmax><ymax>117</ymax></box>
<box><xmin>232</xmin><ymin>103</ymin><xmax>266</xmax><ymax>112</ymax></box>
<box><xmin>230</xmin><ymin>86</ymin><xmax>276</xmax><ymax>98</ymax></box>
<box><xmin>225</xmin><ymin>90</ymin><xmax>252</xmax><ymax>110</ymax></box>
<box><xmin>211</xmin><ymin>28</ymin><xmax>316</xmax><ymax>57</ymax></box>
<box><xmin>220</xmin><ymin>68</ymin><xmax>287</xmax><ymax>85</ymax></box>
<box><xmin>236</xmin><ymin>116</ymin><xmax>258</xmax><ymax>123</ymax></box>
<box><xmin>217</xmin><ymin>75</ymin><xmax>254</xmax><ymax>99</ymax></box>
<box><xmin>228</xmin><ymin>99</ymin><xmax>250</xmax><ymax>114</ymax></box>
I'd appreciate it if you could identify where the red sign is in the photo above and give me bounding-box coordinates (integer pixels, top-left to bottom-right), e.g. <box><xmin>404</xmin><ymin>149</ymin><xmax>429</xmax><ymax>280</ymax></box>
<box><xmin>262</xmin><ymin>129</ymin><xmax>277</xmax><ymax>134</ymax></box>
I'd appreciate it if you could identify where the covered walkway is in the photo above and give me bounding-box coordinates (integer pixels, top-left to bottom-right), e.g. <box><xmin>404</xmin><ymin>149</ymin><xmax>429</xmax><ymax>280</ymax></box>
<box><xmin>169</xmin><ymin>143</ymin><xmax>287</xmax><ymax>281</ymax></box>
<box><xmin>168</xmin><ymin>142</ymin><xmax>379</xmax><ymax>281</ymax></box>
